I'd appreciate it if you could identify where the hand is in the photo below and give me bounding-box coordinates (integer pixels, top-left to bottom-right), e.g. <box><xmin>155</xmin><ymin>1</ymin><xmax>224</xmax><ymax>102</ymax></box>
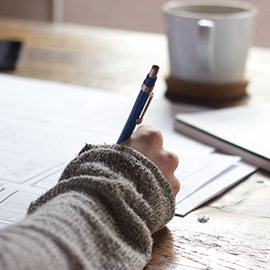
<box><xmin>120</xmin><ymin>125</ymin><xmax>180</xmax><ymax>196</ymax></box>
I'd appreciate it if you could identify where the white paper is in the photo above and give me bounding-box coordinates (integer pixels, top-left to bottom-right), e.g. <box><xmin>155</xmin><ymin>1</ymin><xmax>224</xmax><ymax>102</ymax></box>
<box><xmin>175</xmin><ymin>153</ymin><xmax>241</xmax><ymax>203</ymax></box>
<box><xmin>175</xmin><ymin>162</ymin><xmax>257</xmax><ymax>216</ymax></box>
<box><xmin>0</xmin><ymin>74</ymin><xmax>257</xmax><ymax>226</ymax></box>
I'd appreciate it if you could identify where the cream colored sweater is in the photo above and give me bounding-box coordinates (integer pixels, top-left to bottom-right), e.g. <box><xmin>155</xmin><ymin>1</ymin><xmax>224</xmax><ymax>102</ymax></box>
<box><xmin>0</xmin><ymin>144</ymin><xmax>175</xmax><ymax>270</ymax></box>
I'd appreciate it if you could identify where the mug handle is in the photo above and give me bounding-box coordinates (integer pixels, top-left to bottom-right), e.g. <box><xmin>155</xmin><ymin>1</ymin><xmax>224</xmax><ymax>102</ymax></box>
<box><xmin>197</xmin><ymin>19</ymin><xmax>215</xmax><ymax>71</ymax></box>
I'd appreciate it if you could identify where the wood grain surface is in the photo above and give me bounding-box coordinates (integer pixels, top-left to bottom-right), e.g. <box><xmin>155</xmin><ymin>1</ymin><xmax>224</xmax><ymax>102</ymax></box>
<box><xmin>0</xmin><ymin>17</ymin><xmax>269</xmax><ymax>269</ymax></box>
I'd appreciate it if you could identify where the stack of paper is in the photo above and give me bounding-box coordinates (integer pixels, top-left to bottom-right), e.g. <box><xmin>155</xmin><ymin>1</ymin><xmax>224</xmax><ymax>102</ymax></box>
<box><xmin>0</xmin><ymin>74</ymin><xmax>256</xmax><ymax>226</ymax></box>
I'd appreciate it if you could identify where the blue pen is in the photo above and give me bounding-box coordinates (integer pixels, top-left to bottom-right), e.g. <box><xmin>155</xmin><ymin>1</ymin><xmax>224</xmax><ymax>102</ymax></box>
<box><xmin>116</xmin><ymin>65</ymin><xmax>159</xmax><ymax>144</ymax></box>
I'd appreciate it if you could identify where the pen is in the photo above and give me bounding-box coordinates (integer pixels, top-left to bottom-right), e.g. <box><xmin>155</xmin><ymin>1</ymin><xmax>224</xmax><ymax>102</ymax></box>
<box><xmin>116</xmin><ymin>65</ymin><xmax>159</xmax><ymax>144</ymax></box>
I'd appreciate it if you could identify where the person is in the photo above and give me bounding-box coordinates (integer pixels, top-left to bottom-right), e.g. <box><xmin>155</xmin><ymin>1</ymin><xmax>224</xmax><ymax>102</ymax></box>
<box><xmin>0</xmin><ymin>125</ymin><xmax>180</xmax><ymax>270</ymax></box>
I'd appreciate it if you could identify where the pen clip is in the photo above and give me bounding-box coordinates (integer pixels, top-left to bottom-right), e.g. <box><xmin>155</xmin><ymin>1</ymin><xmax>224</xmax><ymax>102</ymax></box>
<box><xmin>136</xmin><ymin>92</ymin><xmax>154</xmax><ymax>124</ymax></box>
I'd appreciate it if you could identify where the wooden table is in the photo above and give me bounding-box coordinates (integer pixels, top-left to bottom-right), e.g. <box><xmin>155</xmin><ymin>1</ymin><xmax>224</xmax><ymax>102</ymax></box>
<box><xmin>1</xmin><ymin>17</ymin><xmax>269</xmax><ymax>269</ymax></box>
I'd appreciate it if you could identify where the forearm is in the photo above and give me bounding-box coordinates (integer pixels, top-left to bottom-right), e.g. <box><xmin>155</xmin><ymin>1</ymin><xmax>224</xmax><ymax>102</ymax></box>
<box><xmin>0</xmin><ymin>144</ymin><xmax>175</xmax><ymax>270</ymax></box>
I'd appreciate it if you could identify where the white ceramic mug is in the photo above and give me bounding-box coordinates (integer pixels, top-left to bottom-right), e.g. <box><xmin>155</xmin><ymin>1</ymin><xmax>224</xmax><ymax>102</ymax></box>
<box><xmin>162</xmin><ymin>1</ymin><xmax>258</xmax><ymax>84</ymax></box>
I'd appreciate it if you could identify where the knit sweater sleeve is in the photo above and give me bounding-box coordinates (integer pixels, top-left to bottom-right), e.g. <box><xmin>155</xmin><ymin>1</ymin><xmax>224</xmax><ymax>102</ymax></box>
<box><xmin>0</xmin><ymin>144</ymin><xmax>175</xmax><ymax>270</ymax></box>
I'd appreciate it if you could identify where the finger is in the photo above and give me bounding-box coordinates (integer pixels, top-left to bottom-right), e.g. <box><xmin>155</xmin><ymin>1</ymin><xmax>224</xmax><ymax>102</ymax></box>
<box><xmin>167</xmin><ymin>174</ymin><xmax>181</xmax><ymax>196</ymax></box>
<box><xmin>163</xmin><ymin>150</ymin><xmax>179</xmax><ymax>172</ymax></box>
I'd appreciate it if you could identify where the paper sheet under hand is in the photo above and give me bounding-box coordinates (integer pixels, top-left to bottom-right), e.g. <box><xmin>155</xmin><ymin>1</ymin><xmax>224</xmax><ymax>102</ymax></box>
<box><xmin>175</xmin><ymin>162</ymin><xmax>257</xmax><ymax>216</ymax></box>
<box><xmin>0</xmin><ymin>74</ymin><xmax>257</xmax><ymax>225</ymax></box>
<box><xmin>175</xmin><ymin>153</ymin><xmax>241</xmax><ymax>204</ymax></box>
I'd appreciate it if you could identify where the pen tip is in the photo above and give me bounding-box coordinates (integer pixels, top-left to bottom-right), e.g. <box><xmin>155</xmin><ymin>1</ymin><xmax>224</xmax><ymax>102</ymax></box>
<box><xmin>149</xmin><ymin>65</ymin><xmax>159</xmax><ymax>79</ymax></box>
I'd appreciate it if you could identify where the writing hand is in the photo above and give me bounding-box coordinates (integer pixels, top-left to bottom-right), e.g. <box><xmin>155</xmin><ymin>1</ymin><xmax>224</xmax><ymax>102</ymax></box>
<box><xmin>120</xmin><ymin>125</ymin><xmax>180</xmax><ymax>196</ymax></box>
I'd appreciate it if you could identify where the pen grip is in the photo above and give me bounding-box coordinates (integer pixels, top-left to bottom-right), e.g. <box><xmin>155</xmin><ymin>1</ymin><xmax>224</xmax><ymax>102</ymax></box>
<box><xmin>116</xmin><ymin>90</ymin><xmax>149</xmax><ymax>144</ymax></box>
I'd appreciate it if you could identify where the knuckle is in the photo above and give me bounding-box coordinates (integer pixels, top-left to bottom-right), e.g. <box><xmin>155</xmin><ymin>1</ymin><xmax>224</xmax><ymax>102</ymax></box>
<box><xmin>173</xmin><ymin>178</ymin><xmax>181</xmax><ymax>195</ymax></box>
<box><xmin>148</xmin><ymin>129</ymin><xmax>163</xmax><ymax>145</ymax></box>
<box><xmin>139</xmin><ymin>127</ymin><xmax>163</xmax><ymax>146</ymax></box>
<box><xmin>165</xmin><ymin>151</ymin><xmax>179</xmax><ymax>171</ymax></box>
